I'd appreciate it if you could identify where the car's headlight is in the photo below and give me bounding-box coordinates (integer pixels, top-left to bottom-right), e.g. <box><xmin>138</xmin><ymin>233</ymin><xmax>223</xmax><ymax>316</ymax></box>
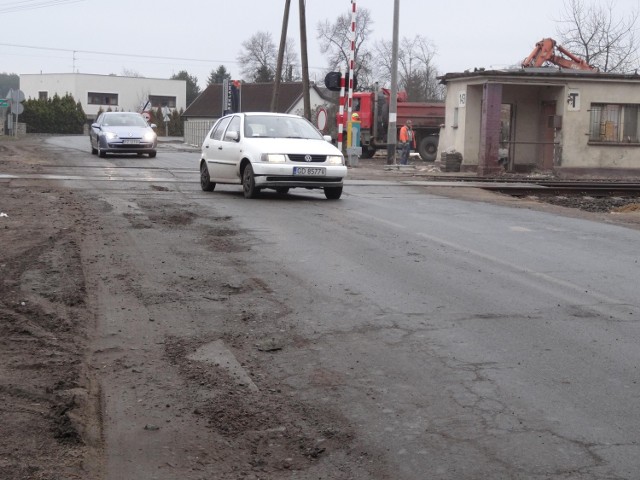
<box><xmin>326</xmin><ymin>155</ymin><xmax>344</xmax><ymax>165</ymax></box>
<box><xmin>104</xmin><ymin>132</ymin><xmax>118</xmax><ymax>140</ymax></box>
<box><xmin>261</xmin><ymin>153</ymin><xmax>286</xmax><ymax>163</ymax></box>
<box><xmin>143</xmin><ymin>132</ymin><xmax>156</xmax><ymax>142</ymax></box>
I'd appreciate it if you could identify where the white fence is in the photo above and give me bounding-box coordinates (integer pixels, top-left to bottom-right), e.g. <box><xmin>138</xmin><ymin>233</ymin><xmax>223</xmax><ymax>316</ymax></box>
<box><xmin>184</xmin><ymin>120</ymin><xmax>215</xmax><ymax>147</ymax></box>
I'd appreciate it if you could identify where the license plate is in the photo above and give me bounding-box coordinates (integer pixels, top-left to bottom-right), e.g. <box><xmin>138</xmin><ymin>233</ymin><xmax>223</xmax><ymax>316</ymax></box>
<box><xmin>293</xmin><ymin>166</ymin><xmax>325</xmax><ymax>176</ymax></box>
<box><xmin>123</xmin><ymin>139</ymin><xmax>140</xmax><ymax>144</ymax></box>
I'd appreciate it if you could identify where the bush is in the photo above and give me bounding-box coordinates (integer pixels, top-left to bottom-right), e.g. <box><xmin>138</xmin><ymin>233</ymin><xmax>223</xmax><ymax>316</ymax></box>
<box><xmin>148</xmin><ymin>107</ymin><xmax>184</xmax><ymax>136</ymax></box>
<box><xmin>22</xmin><ymin>94</ymin><xmax>86</xmax><ymax>134</ymax></box>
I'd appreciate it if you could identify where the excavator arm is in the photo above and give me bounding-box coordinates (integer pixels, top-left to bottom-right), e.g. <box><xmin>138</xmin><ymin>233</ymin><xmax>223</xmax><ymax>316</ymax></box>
<box><xmin>522</xmin><ymin>38</ymin><xmax>597</xmax><ymax>71</ymax></box>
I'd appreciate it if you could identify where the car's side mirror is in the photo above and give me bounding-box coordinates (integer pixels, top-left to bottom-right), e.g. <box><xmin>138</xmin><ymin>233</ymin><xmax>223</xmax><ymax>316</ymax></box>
<box><xmin>91</xmin><ymin>123</ymin><xmax>100</xmax><ymax>129</ymax></box>
<box><xmin>225</xmin><ymin>130</ymin><xmax>240</xmax><ymax>142</ymax></box>
<box><xmin>323</xmin><ymin>135</ymin><xmax>333</xmax><ymax>143</ymax></box>
<box><xmin>150</xmin><ymin>123</ymin><xmax>157</xmax><ymax>129</ymax></box>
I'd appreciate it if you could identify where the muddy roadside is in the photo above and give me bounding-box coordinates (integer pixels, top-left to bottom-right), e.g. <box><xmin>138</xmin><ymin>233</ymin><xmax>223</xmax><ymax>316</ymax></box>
<box><xmin>1</xmin><ymin>136</ymin><xmax>375</xmax><ymax>479</ymax></box>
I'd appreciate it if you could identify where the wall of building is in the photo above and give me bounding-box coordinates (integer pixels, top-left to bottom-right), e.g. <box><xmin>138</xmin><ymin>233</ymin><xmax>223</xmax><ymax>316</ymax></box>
<box><xmin>560</xmin><ymin>80</ymin><xmax>640</xmax><ymax>169</ymax></box>
<box><xmin>20</xmin><ymin>73</ymin><xmax>186</xmax><ymax>119</ymax></box>
<box><xmin>437</xmin><ymin>82</ymin><xmax>468</xmax><ymax>161</ymax></box>
<box><xmin>440</xmin><ymin>74</ymin><xmax>640</xmax><ymax>173</ymax></box>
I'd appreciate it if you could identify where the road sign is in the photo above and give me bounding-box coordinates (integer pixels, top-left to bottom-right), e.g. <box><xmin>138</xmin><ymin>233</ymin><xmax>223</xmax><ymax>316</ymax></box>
<box><xmin>9</xmin><ymin>89</ymin><xmax>25</xmax><ymax>103</ymax></box>
<box><xmin>12</xmin><ymin>103</ymin><xmax>24</xmax><ymax>115</ymax></box>
<box><xmin>0</xmin><ymin>99</ymin><xmax>8</xmax><ymax>107</ymax></box>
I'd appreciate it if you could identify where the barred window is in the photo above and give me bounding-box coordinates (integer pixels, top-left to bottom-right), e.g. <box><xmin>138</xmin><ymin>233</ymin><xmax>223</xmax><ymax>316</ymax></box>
<box><xmin>589</xmin><ymin>103</ymin><xmax>640</xmax><ymax>143</ymax></box>
<box><xmin>149</xmin><ymin>95</ymin><xmax>176</xmax><ymax>108</ymax></box>
<box><xmin>88</xmin><ymin>92</ymin><xmax>118</xmax><ymax>106</ymax></box>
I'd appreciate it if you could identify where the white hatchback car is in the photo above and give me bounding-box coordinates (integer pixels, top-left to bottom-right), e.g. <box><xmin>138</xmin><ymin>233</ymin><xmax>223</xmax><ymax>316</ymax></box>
<box><xmin>199</xmin><ymin>112</ymin><xmax>347</xmax><ymax>199</ymax></box>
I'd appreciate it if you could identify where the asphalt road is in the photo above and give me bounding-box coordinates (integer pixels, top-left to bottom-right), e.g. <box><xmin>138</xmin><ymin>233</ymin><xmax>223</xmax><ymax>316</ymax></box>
<box><xmin>11</xmin><ymin>136</ymin><xmax>640</xmax><ymax>479</ymax></box>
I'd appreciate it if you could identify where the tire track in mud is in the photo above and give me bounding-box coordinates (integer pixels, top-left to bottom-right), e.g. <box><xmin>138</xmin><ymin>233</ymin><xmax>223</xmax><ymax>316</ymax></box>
<box><xmin>0</xmin><ymin>184</ymin><xmax>102</xmax><ymax>480</ymax></box>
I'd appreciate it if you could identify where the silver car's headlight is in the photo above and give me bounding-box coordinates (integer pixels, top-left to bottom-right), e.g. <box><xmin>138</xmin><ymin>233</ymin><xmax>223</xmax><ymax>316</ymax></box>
<box><xmin>261</xmin><ymin>153</ymin><xmax>286</xmax><ymax>163</ymax></box>
<box><xmin>143</xmin><ymin>131</ymin><xmax>156</xmax><ymax>142</ymax></box>
<box><xmin>104</xmin><ymin>132</ymin><xmax>118</xmax><ymax>140</ymax></box>
<box><xmin>326</xmin><ymin>155</ymin><xmax>344</xmax><ymax>165</ymax></box>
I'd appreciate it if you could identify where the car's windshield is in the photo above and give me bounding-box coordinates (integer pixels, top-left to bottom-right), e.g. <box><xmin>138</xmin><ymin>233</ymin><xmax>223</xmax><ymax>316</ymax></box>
<box><xmin>244</xmin><ymin>115</ymin><xmax>323</xmax><ymax>140</ymax></box>
<box><xmin>103</xmin><ymin>114</ymin><xmax>149</xmax><ymax>128</ymax></box>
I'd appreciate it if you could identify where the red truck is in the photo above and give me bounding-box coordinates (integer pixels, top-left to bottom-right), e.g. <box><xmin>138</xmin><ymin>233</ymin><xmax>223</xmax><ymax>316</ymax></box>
<box><xmin>347</xmin><ymin>88</ymin><xmax>445</xmax><ymax>161</ymax></box>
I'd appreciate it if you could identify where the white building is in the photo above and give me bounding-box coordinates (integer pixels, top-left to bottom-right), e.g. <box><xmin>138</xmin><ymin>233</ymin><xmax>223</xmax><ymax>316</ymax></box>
<box><xmin>20</xmin><ymin>73</ymin><xmax>186</xmax><ymax>120</ymax></box>
<box><xmin>438</xmin><ymin>68</ymin><xmax>640</xmax><ymax>176</ymax></box>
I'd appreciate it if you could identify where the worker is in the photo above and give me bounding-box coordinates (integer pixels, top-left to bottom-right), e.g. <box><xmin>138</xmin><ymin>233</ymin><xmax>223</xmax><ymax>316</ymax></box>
<box><xmin>398</xmin><ymin>120</ymin><xmax>416</xmax><ymax>165</ymax></box>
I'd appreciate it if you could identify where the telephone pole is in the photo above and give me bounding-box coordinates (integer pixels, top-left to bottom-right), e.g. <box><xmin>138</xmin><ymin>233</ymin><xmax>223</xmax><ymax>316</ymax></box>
<box><xmin>271</xmin><ymin>0</ymin><xmax>291</xmax><ymax>112</ymax></box>
<box><xmin>299</xmin><ymin>0</ymin><xmax>311</xmax><ymax>119</ymax></box>
<box><xmin>386</xmin><ymin>0</ymin><xmax>400</xmax><ymax>165</ymax></box>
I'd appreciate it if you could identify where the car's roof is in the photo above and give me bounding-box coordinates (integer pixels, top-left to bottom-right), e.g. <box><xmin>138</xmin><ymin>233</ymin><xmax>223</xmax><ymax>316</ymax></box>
<box><xmin>242</xmin><ymin>112</ymin><xmax>301</xmax><ymax>118</ymax></box>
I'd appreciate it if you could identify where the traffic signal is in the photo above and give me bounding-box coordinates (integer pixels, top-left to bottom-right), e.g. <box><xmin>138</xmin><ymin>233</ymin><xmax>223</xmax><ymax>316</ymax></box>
<box><xmin>345</xmin><ymin>72</ymin><xmax>357</xmax><ymax>91</ymax></box>
<box><xmin>324</xmin><ymin>71</ymin><xmax>357</xmax><ymax>92</ymax></box>
<box><xmin>324</xmin><ymin>71</ymin><xmax>342</xmax><ymax>91</ymax></box>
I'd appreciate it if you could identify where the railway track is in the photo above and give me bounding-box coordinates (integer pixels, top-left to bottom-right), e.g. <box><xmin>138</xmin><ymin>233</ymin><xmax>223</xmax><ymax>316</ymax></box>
<box><xmin>424</xmin><ymin>176</ymin><xmax>640</xmax><ymax>197</ymax></box>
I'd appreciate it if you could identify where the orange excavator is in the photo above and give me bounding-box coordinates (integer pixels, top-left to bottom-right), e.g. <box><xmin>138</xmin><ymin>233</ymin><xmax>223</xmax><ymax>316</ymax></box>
<box><xmin>522</xmin><ymin>38</ymin><xmax>598</xmax><ymax>71</ymax></box>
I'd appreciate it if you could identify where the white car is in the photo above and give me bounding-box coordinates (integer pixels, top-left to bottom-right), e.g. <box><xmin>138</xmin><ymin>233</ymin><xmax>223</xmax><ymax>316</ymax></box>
<box><xmin>199</xmin><ymin>112</ymin><xmax>347</xmax><ymax>199</ymax></box>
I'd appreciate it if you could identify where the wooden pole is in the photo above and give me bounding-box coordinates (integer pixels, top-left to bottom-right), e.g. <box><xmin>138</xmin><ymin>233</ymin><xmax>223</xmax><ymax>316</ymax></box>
<box><xmin>299</xmin><ymin>0</ymin><xmax>311</xmax><ymax>119</ymax></box>
<box><xmin>271</xmin><ymin>0</ymin><xmax>291</xmax><ymax>112</ymax></box>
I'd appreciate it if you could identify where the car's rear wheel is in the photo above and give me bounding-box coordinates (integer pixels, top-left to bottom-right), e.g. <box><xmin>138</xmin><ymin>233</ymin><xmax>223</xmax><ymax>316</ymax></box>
<box><xmin>200</xmin><ymin>162</ymin><xmax>215</xmax><ymax>192</ymax></box>
<box><xmin>275</xmin><ymin>187</ymin><xmax>290</xmax><ymax>195</ymax></box>
<box><xmin>242</xmin><ymin>164</ymin><xmax>259</xmax><ymax>199</ymax></box>
<box><xmin>324</xmin><ymin>186</ymin><xmax>343</xmax><ymax>200</ymax></box>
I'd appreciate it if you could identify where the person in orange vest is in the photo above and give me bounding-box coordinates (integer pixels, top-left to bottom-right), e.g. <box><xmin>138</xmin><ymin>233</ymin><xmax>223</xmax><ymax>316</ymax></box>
<box><xmin>398</xmin><ymin>119</ymin><xmax>416</xmax><ymax>165</ymax></box>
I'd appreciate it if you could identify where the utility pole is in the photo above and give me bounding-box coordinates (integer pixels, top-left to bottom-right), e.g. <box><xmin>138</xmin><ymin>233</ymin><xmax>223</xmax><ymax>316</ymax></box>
<box><xmin>386</xmin><ymin>0</ymin><xmax>400</xmax><ymax>165</ymax></box>
<box><xmin>299</xmin><ymin>0</ymin><xmax>311</xmax><ymax>119</ymax></box>
<box><xmin>271</xmin><ymin>0</ymin><xmax>291</xmax><ymax>112</ymax></box>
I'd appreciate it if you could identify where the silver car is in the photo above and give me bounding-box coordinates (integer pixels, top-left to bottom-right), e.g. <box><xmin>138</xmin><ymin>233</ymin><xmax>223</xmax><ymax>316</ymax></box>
<box><xmin>90</xmin><ymin>111</ymin><xmax>157</xmax><ymax>158</ymax></box>
<box><xmin>199</xmin><ymin>112</ymin><xmax>347</xmax><ymax>199</ymax></box>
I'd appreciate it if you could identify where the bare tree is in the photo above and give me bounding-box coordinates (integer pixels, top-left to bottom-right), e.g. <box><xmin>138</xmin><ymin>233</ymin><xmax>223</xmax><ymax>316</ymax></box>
<box><xmin>282</xmin><ymin>38</ymin><xmax>301</xmax><ymax>82</ymax></box>
<box><xmin>238</xmin><ymin>31</ymin><xmax>277</xmax><ymax>82</ymax></box>
<box><xmin>237</xmin><ymin>31</ymin><xmax>300</xmax><ymax>82</ymax></box>
<box><xmin>556</xmin><ymin>0</ymin><xmax>640</xmax><ymax>72</ymax></box>
<box><xmin>121</xmin><ymin>68</ymin><xmax>144</xmax><ymax>77</ymax></box>
<box><xmin>316</xmin><ymin>7</ymin><xmax>375</xmax><ymax>90</ymax></box>
<box><xmin>375</xmin><ymin>35</ymin><xmax>444</xmax><ymax>101</ymax></box>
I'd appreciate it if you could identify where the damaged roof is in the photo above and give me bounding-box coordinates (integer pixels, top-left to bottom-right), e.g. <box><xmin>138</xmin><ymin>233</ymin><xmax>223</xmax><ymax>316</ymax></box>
<box><xmin>438</xmin><ymin>67</ymin><xmax>640</xmax><ymax>84</ymax></box>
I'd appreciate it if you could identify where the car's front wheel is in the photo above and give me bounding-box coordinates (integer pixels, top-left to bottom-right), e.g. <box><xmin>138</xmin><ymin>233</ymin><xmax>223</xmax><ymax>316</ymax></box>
<box><xmin>200</xmin><ymin>162</ymin><xmax>215</xmax><ymax>192</ymax></box>
<box><xmin>275</xmin><ymin>187</ymin><xmax>290</xmax><ymax>195</ymax></box>
<box><xmin>148</xmin><ymin>151</ymin><xmax>157</xmax><ymax>158</ymax></box>
<box><xmin>324</xmin><ymin>186</ymin><xmax>343</xmax><ymax>200</ymax></box>
<box><xmin>98</xmin><ymin>144</ymin><xmax>107</xmax><ymax>158</ymax></box>
<box><xmin>242</xmin><ymin>164</ymin><xmax>259</xmax><ymax>199</ymax></box>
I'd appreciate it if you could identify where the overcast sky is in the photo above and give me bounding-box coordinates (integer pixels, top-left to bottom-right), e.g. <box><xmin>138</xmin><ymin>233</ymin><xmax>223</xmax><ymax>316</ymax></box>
<box><xmin>1</xmin><ymin>0</ymin><xmax>639</xmax><ymax>86</ymax></box>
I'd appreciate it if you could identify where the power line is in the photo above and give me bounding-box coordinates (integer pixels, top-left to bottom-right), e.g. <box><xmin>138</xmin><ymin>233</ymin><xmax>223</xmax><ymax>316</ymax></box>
<box><xmin>0</xmin><ymin>41</ymin><xmax>241</xmax><ymax>65</ymax></box>
<box><xmin>0</xmin><ymin>0</ymin><xmax>85</xmax><ymax>14</ymax></box>
<box><xmin>0</xmin><ymin>42</ymin><xmax>329</xmax><ymax>72</ymax></box>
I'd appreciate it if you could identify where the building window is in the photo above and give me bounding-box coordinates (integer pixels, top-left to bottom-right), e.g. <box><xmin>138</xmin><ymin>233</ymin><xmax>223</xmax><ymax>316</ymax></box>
<box><xmin>88</xmin><ymin>92</ymin><xmax>119</xmax><ymax>106</ymax></box>
<box><xmin>38</xmin><ymin>91</ymin><xmax>48</xmax><ymax>101</ymax></box>
<box><xmin>589</xmin><ymin>103</ymin><xmax>640</xmax><ymax>143</ymax></box>
<box><xmin>149</xmin><ymin>95</ymin><xmax>176</xmax><ymax>108</ymax></box>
